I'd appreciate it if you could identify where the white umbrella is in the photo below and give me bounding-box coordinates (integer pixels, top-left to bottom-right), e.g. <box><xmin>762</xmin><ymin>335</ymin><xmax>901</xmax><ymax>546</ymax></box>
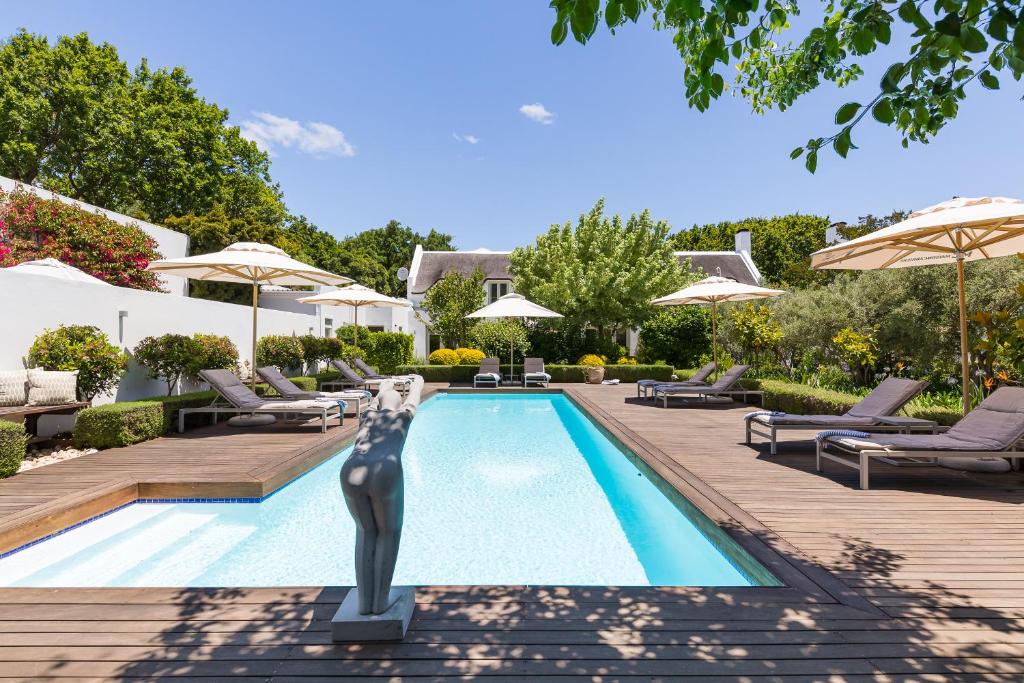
<box><xmin>811</xmin><ymin>196</ymin><xmax>1024</xmax><ymax>413</ymax></box>
<box><xmin>652</xmin><ymin>275</ymin><xmax>786</xmax><ymax>377</ymax></box>
<box><xmin>147</xmin><ymin>242</ymin><xmax>351</xmax><ymax>387</ymax></box>
<box><xmin>466</xmin><ymin>293</ymin><xmax>562</xmax><ymax>383</ymax></box>
<box><xmin>297</xmin><ymin>284</ymin><xmax>411</xmax><ymax>348</ymax></box>
<box><xmin>6</xmin><ymin>258</ymin><xmax>112</xmax><ymax>286</ymax></box>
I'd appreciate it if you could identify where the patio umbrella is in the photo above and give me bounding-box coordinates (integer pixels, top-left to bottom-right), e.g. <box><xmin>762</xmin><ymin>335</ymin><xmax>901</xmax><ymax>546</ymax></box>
<box><xmin>811</xmin><ymin>196</ymin><xmax>1024</xmax><ymax>413</ymax></box>
<box><xmin>466</xmin><ymin>293</ymin><xmax>562</xmax><ymax>382</ymax></box>
<box><xmin>652</xmin><ymin>275</ymin><xmax>785</xmax><ymax>378</ymax></box>
<box><xmin>297</xmin><ymin>284</ymin><xmax>410</xmax><ymax>348</ymax></box>
<box><xmin>147</xmin><ymin>242</ymin><xmax>351</xmax><ymax>387</ymax></box>
<box><xmin>6</xmin><ymin>258</ymin><xmax>112</xmax><ymax>286</ymax></box>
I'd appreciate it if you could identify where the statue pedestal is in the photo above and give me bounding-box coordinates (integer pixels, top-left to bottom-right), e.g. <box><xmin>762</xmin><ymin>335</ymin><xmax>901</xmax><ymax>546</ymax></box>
<box><xmin>331</xmin><ymin>586</ymin><xmax>415</xmax><ymax>642</ymax></box>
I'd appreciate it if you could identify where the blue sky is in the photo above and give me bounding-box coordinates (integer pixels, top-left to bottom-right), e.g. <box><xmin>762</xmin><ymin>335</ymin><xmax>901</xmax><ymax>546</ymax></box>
<box><xmin>7</xmin><ymin>2</ymin><xmax>1023</xmax><ymax>249</ymax></box>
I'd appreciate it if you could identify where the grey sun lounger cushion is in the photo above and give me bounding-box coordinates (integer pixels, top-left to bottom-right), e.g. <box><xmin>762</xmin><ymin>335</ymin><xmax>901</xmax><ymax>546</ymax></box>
<box><xmin>474</xmin><ymin>358</ymin><xmax>501</xmax><ymax>384</ymax></box>
<box><xmin>750</xmin><ymin>377</ymin><xmax>926</xmax><ymax>426</ymax></box>
<box><xmin>824</xmin><ymin>386</ymin><xmax>1024</xmax><ymax>453</ymax></box>
<box><xmin>655</xmin><ymin>365</ymin><xmax>750</xmax><ymax>395</ymax></box>
<box><xmin>331</xmin><ymin>360</ymin><xmax>411</xmax><ymax>386</ymax></box>
<box><xmin>352</xmin><ymin>357</ymin><xmax>385</xmax><ymax>379</ymax></box>
<box><xmin>256</xmin><ymin>367</ymin><xmax>369</xmax><ymax>402</ymax></box>
<box><xmin>200</xmin><ymin>369</ymin><xmax>338</xmax><ymax>411</ymax></box>
<box><xmin>638</xmin><ymin>362</ymin><xmax>717</xmax><ymax>389</ymax></box>
<box><xmin>522</xmin><ymin>358</ymin><xmax>551</xmax><ymax>385</ymax></box>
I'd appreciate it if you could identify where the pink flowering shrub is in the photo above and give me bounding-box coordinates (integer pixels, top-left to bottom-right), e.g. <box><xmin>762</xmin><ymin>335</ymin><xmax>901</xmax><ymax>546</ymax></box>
<box><xmin>0</xmin><ymin>187</ymin><xmax>163</xmax><ymax>291</ymax></box>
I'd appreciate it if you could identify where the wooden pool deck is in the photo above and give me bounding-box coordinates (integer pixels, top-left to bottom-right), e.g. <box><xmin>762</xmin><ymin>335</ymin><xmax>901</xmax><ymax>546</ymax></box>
<box><xmin>1</xmin><ymin>383</ymin><xmax>1022</xmax><ymax>680</ymax></box>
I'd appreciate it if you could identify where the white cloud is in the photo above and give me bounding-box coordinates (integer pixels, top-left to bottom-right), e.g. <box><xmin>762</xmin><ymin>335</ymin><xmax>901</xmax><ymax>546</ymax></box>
<box><xmin>240</xmin><ymin>112</ymin><xmax>356</xmax><ymax>157</ymax></box>
<box><xmin>453</xmin><ymin>132</ymin><xmax>480</xmax><ymax>144</ymax></box>
<box><xmin>519</xmin><ymin>103</ymin><xmax>555</xmax><ymax>124</ymax></box>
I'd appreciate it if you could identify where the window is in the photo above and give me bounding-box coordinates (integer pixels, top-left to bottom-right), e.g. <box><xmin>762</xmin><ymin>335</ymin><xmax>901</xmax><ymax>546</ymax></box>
<box><xmin>487</xmin><ymin>281</ymin><xmax>510</xmax><ymax>303</ymax></box>
<box><xmin>368</xmin><ymin>325</ymin><xmax>385</xmax><ymax>333</ymax></box>
<box><xmin>324</xmin><ymin>318</ymin><xmax>333</xmax><ymax>338</ymax></box>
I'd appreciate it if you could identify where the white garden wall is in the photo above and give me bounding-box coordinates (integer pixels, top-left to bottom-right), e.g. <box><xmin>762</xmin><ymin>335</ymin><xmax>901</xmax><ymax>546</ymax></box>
<box><xmin>1</xmin><ymin>270</ymin><xmax>319</xmax><ymax>415</ymax></box>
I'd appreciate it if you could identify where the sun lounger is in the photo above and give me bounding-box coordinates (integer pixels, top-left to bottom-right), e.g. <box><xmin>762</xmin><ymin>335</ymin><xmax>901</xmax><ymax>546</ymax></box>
<box><xmin>256</xmin><ymin>366</ymin><xmax>371</xmax><ymax>416</ymax></box>
<box><xmin>352</xmin><ymin>357</ymin><xmax>398</xmax><ymax>381</ymax></box>
<box><xmin>179</xmin><ymin>369</ymin><xmax>344</xmax><ymax>433</ymax></box>
<box><xmin>323</xmin><ymin>360</ymin><xmax>411</xmax><ymax>394</ymax></box>
<box><xmin>816</xmin><ymin>386</ymin><xmax>1024</xmax><ymax>489</ymax></box>
<box><xmin>637</xmin><ymin>361</ymin><xmax>717</xmax><ymax>399</ymax></box>
<box><xmin>474</xmin><ymin>357</ymin><xmax>502</xmax><ymax>388</ymax></box>
<box><xmin>522</xmin><ymin>358</ymin><xmax>551</xmax><ymax>387</ymax></box>
<box><xmin>745</xmin><ymin>377</ymin><xmax>929</xmax><ymax>454</ymax></box>
<box><xmin>652</xmin><ymin>365</ymin><xmax>755</xmax><ymax>407</ymax></box>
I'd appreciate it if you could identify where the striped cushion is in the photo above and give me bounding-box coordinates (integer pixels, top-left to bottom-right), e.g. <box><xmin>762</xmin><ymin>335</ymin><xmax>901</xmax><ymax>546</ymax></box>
<box><xmin>26</xmin><ymin>369</ymin><xmax>78</xmax><ymax>406</ymax></box>
<box><xmin>0</xmin><ymin>370</ymin><xmax>28</xmax><ymax>407</ymax></box>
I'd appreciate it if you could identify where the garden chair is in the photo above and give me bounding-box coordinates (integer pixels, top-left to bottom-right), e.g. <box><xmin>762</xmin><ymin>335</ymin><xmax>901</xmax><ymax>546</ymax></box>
<box><xmin>256</xmin><ymin>366</ymin><xmax>370</xmax><ymax>417</ymax></box>
<box><xmin>179</xmin><ymin>369</ymin><xmax>343</xmax><ymax>433</ymax></box>
<box><xmin>324</xmin><ymin>360</ymin><xmax>410</xmax><ymax>395</ymax></box>
<box><xmin>816</xmin><ymin>386</ymin><xmax>1024</xmax><ymax>489</ymax></box>
<box><xmin>745</xmin><ymin>377</ymin><xmax>929</xmax><ymax>454</ymax></box>
<box><xmin>474</xmin><ymin>357</ymin><xmax>501</xmax><ymax>388</ymax></box>
<box><xmin>522</xmin><ymin>358</ymin><xmax>551</xmax><ymax>387</ymax></box>
<box><xmin>652</xmin><ymin>365</ymin><xmax>757</xmax><ymax>407</ymax></box>
<box><xmin>637</xmin><ymin>361</ymin><xmax>717</xmax><ymax>399</ymax></box>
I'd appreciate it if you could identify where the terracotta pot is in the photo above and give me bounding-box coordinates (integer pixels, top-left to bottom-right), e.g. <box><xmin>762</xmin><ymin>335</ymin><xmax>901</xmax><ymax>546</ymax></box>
<box><xmin>583</xmin><ymin>366</ymin><xmax>605</xmax><ymax>384</ymax></box>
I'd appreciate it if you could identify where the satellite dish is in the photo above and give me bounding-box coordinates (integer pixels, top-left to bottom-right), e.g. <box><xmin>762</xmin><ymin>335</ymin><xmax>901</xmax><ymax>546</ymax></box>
<box><xmin>396</xmin><ymin>266</ymin><xmax>409</xmax><ymax>282</ymax></box>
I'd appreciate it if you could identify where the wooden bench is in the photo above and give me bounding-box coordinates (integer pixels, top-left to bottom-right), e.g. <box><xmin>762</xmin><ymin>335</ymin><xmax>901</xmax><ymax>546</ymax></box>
<box><xmin>0</xmin><ymin>403</ymin><xmax>90</xmax><ymax>438</ymax></box>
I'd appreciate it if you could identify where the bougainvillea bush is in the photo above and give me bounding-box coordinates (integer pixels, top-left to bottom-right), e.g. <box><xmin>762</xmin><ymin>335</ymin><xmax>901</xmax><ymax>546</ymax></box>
<box><xmin>0</xmin><ymin>187</ymin><xmax>162</xmax><ymax>290</ymax></box>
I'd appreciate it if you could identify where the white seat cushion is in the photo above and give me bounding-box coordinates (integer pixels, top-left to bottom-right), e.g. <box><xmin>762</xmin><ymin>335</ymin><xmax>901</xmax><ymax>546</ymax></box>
<box><xmin>0</xmin><ymin>370</ymin><xmax>28</xmax><ymax>407</ymax></box>
<box><xmin>26</xmin><ymin>369</ymin><xmax>78</xmax><ymax>406</ymax></box>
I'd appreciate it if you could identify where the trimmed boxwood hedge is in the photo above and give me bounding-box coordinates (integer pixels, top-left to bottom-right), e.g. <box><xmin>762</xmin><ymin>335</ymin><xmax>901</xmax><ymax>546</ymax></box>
<box><xmin>392</xmin><ymin>364</ymin><xmax>674</xmax><ymax>384</ymax></box>
<box><xmin>0</xmin><ymin>420</ymin><xmax>28</xmax><ymax>478</ymax></box>
<box><xmin>674</xmin><ymin>369</ymin><xmax>961</xmax><ymax>426</ymax></box>
<box><xmin>74</xmin><ymin>375</ymin><xmax>323</xmax><ymax>449</ymax></box>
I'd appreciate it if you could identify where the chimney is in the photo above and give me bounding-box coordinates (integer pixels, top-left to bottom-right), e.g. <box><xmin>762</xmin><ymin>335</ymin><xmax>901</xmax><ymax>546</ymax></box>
<box><xmin>734</xmin><ymin>229</ymin><xmax>751</xmax><ymax>255</ymax></box>
<box><xmin>826</xmin><ymin>222</ymin><xmax>847</xmax><ymax>245</ymax></box>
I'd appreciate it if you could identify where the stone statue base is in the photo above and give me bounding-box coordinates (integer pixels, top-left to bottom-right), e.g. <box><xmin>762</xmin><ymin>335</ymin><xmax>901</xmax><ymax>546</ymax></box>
<box><xmin>331</xmin><ymin>586</ymin><xmax>415</xmax><ymax>642</ymax></box>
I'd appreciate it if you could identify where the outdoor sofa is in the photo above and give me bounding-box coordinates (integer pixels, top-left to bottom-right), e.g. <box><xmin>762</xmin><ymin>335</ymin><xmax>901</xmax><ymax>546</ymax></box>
<box><xmin>651</xmin><ymin>365</ymin><xmax>756</xmax><ymax>407</ymax></box>
<box><xmin>474</xmin><ymin>357</ymin><xmax>502</xmax><ymax>388</ymax></box>
<box><xmin>178</xmin><ymin>369</ymin><xmax>344</xmax><ymax>433</ymax></box>
<box><xmin>322</xmin><ymin>360</ymin><xmax>411</xmax><ymax>395</ymax></box>
<box><xmin>256</xmin><ymin>366</ymin><xmax>371</xmax><ymax>417</ymax></box>
<box><xmin>745</xmin><ymin>377</ymin><xmax>929</xmax><ymax>455</ymax></box>
<box><xmin>522</xmin><ymin>358</ymin><xmax>551</xmax><ymax>387</ymax></box>
<box><xmin>637</xmin><ymin>361</ymin><xmax>717</xmax><ymax>399</ymax></box>
<box><xmin>816</xmin><ymin>386</ymin><xmax>1024</xmax><ymax>489</ymax></box>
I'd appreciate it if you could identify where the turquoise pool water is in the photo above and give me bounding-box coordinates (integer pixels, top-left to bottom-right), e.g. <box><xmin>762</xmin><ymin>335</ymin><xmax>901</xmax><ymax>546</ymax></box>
<box><xmin>0</xmin><ymin>393</ymin><xmax>776</xmax><ymax>587</ymax></box>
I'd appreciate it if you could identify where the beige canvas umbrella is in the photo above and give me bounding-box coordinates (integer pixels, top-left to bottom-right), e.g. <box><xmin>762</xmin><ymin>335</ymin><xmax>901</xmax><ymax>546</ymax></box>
<box><xmin>147</xmin><ymin>242</ymin><xmax>351</xmax><ymax>387</ymax></box>
<box><xmin>466</xmin><ymin>293</ymin><xmax>562</xmax><ymax>382</ymax></box>
<box><xmin>297</xmin><ymin>284</ymin><xmax>411</xmax><ymax>348</ymax></box>
<box><xmin>811</xmin><ymin>196</ymin><xmax>1024</xmax><ymax>413</ymax></box>
<box><xmin>652</xmin><ymin>275</ymin><xmax>785</xmax><ymax>377</ymax></box>
<box><xmin>6</xmin><ymin>258</ymin><xmax>112</xmax><ymax>286</ymax></box>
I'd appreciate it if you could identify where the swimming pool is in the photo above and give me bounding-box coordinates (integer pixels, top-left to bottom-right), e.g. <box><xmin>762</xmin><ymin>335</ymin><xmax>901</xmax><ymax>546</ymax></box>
<box><xmin>0</xmin><ymin>393</ymin><xmax>777</xmax><ymax>587</ymax></box>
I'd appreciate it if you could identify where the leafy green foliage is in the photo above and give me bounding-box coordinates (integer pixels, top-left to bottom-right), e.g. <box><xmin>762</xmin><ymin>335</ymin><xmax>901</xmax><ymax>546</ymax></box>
<box><xmin>671</xmin><ymin>214</ymin><xmax>830</xmax><ymax>287</ymax></box>
<box><xmin>420</xmin><ymin>268</ymin><xmax>486</xmax><ymax>347</ymax></box>
<box><xmin>455</xmin><ymin>348</ymin><xmax>486</xmax><ymax>364</ymax></box>
<box><xmin>256</xmin><ymin>335</ymin><xmax>304</xmax><ymax>371</ymax></box>
<box><xmin>192</xmin><ymin>334</ymin><xmax>239</xmax><ymax>375</ymax></box>
<box><xmin>510</xmin><ymin>199</ymin><xmax>684</xmax><ymax>340</ymax></box>
<box><xmin>638</xmin><ymin>306</ymin><xmax>711</xmax><ymax>368</ymax></box>
<box><xmin>730</xmin><ymin>304</ymin><xmax>784</xmax><ymax>367</ymax></box>
<box><xmin>297</xmin><ymin>335</ymin><xmax>341</xmax><ymax>372</ymax></box>
<box><xmin>363</xmin><ymin>332</ymin><xmax>415</xmax><ymax>374</ymax></box>
<box><xmin>547</xmin><ymin>0</ymin><xmax>1024</xmax><ymax>168</ymax></box>
<box><xmin>28</xmin><ymin>325</ymin><xmax>127</xmax><ymax>400</ymax></box>
<box><xmin>342</xmin><ymin>220</ymin><xmax>455</xmax><ymax>297</ymax></box>
<box><xmin>468</xmin><ymin>320</ymin><xmax>531</xmax><ymax>362</ymax></box>
<box><xmin>73</xmin><ymin>401</ymin><xmax>165</xmax><ymax>449</ymax></box>
<box><xmin>832</xmin><ymin>327</ymin><xmax>879</xmax><ymax>385</ymax></box>
<box><xmin>428</xmin><ymin>348</ymin><xmax>462</xmax><ymax>366</ymax></box>
<box><xmin>577</xmin><ymin>354</ymin><xmax>606</xmax><ymax>366</ymax></box>
<box><xmin>970</xmin><ymin>272</ymin><xmax>1024</xmax><ymax>389</ymax></box>
<box><xmin>0</xmin><ymin>30</ymin><xmax>282</xmax><ymax>223</ymax></box>
<box><xmin>133</xmin><ymin>335</ymin><xmax>201</xmax><ymax>395</ymax></box>
<box><xmin>396</xmin><ymin>363</ymin><xmax>674</xmax><ymax>383</ymax></box>
<box><xmin>0</xmin><ymin>187</ymin><xmax>162</xmax><ymax>290</ymax></box>
<box><xmin>0</xmin><ymin>421</ymin><xmax>27</xmax><ymax>478</ymax></box>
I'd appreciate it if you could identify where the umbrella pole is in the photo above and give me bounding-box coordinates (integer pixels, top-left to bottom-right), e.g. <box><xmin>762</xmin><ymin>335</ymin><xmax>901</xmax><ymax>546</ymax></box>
<box><xmin>353</xmin><ymin>304</ymin><xmax>359</xmax><ymax>349</ymax></box>
<box><xmin>957</xmin><ymin>254</ymin><xmax>971</xmax><ymax>414</ymax></box>
<box><xmin>711</xmin><ymin>301</ymin><xmax>718</xmax><ymax>380</ymax></box>
<box><xmin>251</xmin><ymin>279</ymin><xmax>259</xmax><ymax>390</ymax></box>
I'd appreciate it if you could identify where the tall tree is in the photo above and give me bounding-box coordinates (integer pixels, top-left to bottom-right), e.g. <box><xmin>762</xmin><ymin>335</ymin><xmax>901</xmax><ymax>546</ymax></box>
<box><xmin>547</xmin><ymin>1</ymin><xmax>1024</xmax><ymax>170</ymax></box>
<box><xmin>343</xmin><ymin>220</ymin><xmax>455</xmax><ymax>297</ymax></box>
<box><xmin>420</xmin><ymin>268</ymin><xmax>486</xmax><ymax>347</ymax></box>
<box><xmin>510</xmin><ymin>199</ymin><xmax>684</xmax><ymax>340</ymax></box>
<box><xmin>671</xmin><ymin>214</ymin><xmax>831</xmax><ymax>287</ymax></box>
<box><xmin>283</xmin><ymin>215</ymin><xmax>391</xmax><ymax>292</ymax></box>
<box><xmin>0</xmin><ymin>30</ymin><xmax>284</xmax><ymax>223</ymax></box>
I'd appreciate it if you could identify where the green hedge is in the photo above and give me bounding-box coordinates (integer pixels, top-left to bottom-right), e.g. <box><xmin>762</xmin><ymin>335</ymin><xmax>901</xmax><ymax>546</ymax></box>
<box><xmin>0</xmin><ymin>421</ymin><xmax>28</xmax><ymax>478</ymax></box>
<box><xmin>74</xmin><ymin>375</ymin><xmax>323</xmax><ymax>449</ymax></box>
<box><xmin>393</xmin><ymin>364</ymin><xmax>675</xmax><ymax>384</ymax></box>
<box><xmin>675</xmin><ymin>369</ymin><xmax>963</xmax><ymax>426</ymax></box>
